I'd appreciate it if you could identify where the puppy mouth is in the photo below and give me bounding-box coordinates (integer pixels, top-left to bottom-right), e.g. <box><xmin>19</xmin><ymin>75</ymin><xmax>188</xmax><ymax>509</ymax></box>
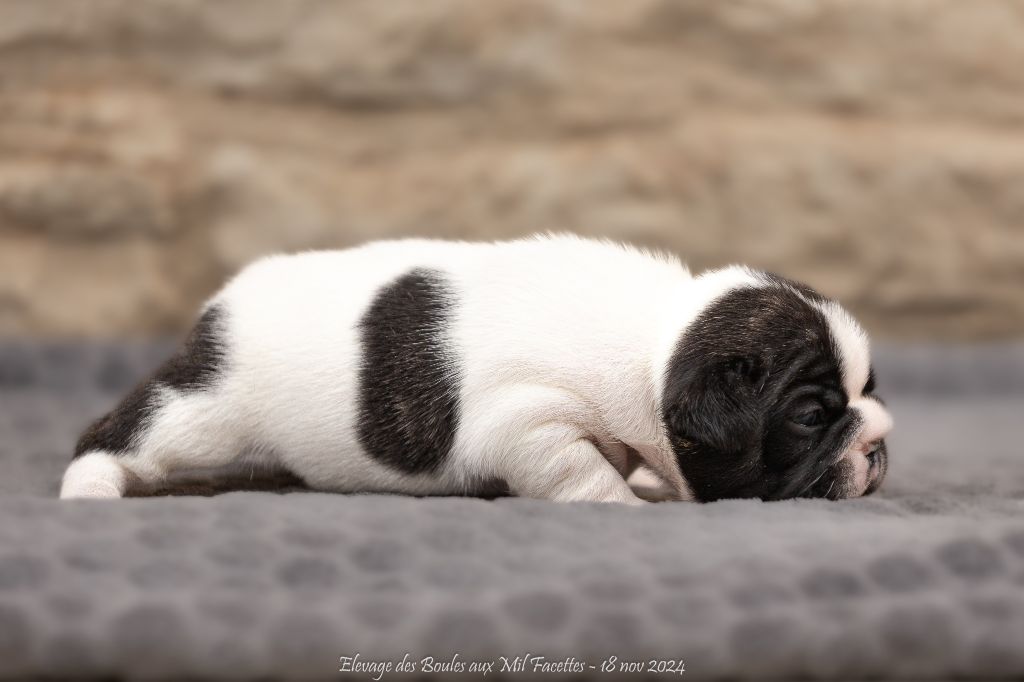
<box><xmin>807</xmin><ymin>465</ymin><xmax>850</xmax><ymax>500</ymax></box>
<box><xmin>804</xmin><ymin>443</ymin><xmax>888</xmax><ymax>500</ymax></box>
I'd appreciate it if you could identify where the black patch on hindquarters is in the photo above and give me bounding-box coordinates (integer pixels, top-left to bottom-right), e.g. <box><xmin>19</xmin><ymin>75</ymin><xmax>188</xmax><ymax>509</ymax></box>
<box><xmin>356</xmin><ymin>269</ymin><xmax>462</xmax><ymax>475</ymax></box>
<box><xmin>73</xmin><ymin>379</ymin><xmax>153</xmax><ymax>457</ymax></box>
<box><xmin>661</xmin><ymin>281</ymin><xmax>867</xmax><ymax>502</ymax></box>
<box><xmin>74</xmin><ymin>305</ymin><xmax>228</xmax><ymax>457</ymax></box>
<box><xmin>154</xmin><ymin>305</ymin><xmax>228</xmax><ymax>392</ymax></box>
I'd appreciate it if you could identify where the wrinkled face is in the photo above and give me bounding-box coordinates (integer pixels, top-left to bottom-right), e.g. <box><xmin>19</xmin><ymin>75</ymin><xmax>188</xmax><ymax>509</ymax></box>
<box><xmin>662</xmin><ymin>275</ymin><xmax>892</xmax><ymax>502</ymax></box>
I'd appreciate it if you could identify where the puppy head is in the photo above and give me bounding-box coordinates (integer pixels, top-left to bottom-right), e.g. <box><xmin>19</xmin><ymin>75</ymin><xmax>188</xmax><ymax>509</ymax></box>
<box><xmin>662</xmin><ymin>270</ymin><xmax>892</xmax><ymax>502</ymax></box>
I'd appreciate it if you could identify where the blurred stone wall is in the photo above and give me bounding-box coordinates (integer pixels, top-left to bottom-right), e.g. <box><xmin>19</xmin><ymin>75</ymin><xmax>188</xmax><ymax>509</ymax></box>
<box><xmin>1</xmin><ymin>0</ymin><xmax>1022</xmax><ymax>339</ymax></box>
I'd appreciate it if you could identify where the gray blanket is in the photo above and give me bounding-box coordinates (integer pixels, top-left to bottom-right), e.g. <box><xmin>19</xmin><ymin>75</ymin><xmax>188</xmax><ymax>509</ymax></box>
<box><xmin>2</xmin><ymin>343</ymin><xmax>1023</xmax><ymax>680</ymax></box>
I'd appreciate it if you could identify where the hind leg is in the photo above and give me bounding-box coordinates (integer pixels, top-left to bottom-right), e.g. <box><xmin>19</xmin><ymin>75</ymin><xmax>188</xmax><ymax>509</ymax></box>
<box><xmin>61</xmin><ymin>451</ymin><xmax>137</xmax><ymax>499</ymax></box>
<box><xmin>61</xmin><ymin>305</ymin><xmax>256</xmax><ymax>500</ymax></box>
<box><xmin>62</xmin><ymin>385</ymin><xmax>252</xmax><ymax>499</ymax></box>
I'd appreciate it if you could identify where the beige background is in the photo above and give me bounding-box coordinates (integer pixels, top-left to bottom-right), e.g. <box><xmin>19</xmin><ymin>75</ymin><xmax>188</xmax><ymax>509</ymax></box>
<box><xmin>1</xmin><ymin>0</ymin><xmax>1022</xmax><ymax>339</ymax></box>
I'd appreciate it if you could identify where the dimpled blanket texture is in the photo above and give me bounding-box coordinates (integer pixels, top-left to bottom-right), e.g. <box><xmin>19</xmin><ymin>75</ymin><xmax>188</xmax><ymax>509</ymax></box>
<box><xmin>2</xmin><ymin>343</ymin><xmax>1024</xmax><ymax>681</ymax></box>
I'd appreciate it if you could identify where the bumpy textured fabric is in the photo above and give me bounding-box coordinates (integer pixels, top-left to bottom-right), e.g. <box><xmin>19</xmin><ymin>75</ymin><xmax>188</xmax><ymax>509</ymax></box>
<box><xmin>1</xmin><ymin>343</ymin><xmax>1023</xmax><ymax>680</ymax></box>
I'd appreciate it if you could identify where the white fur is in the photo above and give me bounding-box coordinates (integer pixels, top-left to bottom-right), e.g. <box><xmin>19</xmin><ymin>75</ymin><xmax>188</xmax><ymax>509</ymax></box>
<box><xmin>61</xmin><ymin>452</ymin><xmax>131</xmax><ymax>499</ymax></box>
<box><xmin>60</xmin><ymin>235</ymin><xmax>890</xmax><ymax>503</ymax></box>
<box><xmin>815</xmin><ymin>300</ymin><xmax>872</xmax><ymax>399</ymax></box>
<box><xmin>815</xmin><ymin>300</ymin><xmax>891</xmax><ymax>495</ymax></box>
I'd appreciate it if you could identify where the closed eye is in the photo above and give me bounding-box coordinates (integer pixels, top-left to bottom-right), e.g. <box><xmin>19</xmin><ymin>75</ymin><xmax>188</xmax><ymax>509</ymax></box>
<box><xmin>791</xmin><ymin>406</ymin><xmax>825</xmax><ymax>427</ymax></box>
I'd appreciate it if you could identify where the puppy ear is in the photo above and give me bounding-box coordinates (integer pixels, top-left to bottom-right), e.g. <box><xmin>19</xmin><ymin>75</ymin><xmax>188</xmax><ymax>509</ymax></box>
<box><xmin>664</xmin><ymin>354</ymin><xmax>765</xmax><ymax>455</ymax></box>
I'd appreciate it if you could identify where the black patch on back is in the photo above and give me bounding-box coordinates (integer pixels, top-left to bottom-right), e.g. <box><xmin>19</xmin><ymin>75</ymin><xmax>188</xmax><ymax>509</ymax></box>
<box><xmin>662</xmin><ymin>283</ymin><xmax>857</xmax><ymax>502</ymax></box>
<box><xmin>74</xmin><ymin>305</ymin><xmax>228</xmax><ymax>458</ymax></box>
<box><xmin>356</xmin><ymin>269</ymin><xmax>461</xmax><ymax>475</ymax></box>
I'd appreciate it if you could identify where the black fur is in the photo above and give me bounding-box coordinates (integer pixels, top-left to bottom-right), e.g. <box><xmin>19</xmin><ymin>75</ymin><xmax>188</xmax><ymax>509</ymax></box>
<box><xmin>356</xmin><ymin>268</ymin><xmax>462</xmax><ymax>475</ymax></box>
<box><xmin>154</xmin><ymin>305</ymin><xmax>228</xmax><ymax>392</ymax></box>
<box><xmin>662</xmin><ymin>283</ymin><xmax>873</xmax><ymax>502</ymax></box>
<box><xmin>761</xmin><ymin>271</ymin><xmax>829</xmax><ymax>303</ymax></box>
<box><xmin>74</xmin><ymin>305</ymin><xmax>227</xmax><ymax>458</ymax></box>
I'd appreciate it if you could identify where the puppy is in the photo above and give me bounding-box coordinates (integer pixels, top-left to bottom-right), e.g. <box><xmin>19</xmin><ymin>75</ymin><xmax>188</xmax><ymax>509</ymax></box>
<box><xmin>61</xmin><ymin>235</ymin><xmax>892</xmax><ymax>503</ymax></box>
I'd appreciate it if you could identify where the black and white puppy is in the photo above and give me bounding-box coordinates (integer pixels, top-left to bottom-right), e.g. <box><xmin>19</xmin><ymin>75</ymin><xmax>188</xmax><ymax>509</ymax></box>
<box><xmin>61</xmin><ymin>236</ymin><xmax>892</xmax><ymax>504</ymax></box>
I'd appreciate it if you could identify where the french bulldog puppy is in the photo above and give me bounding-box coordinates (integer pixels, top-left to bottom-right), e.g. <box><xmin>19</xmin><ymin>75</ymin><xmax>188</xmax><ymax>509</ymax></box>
<box><xmin>61</xmin><ymin>235</ymin><xmax>891</xmax><ymax>503</ymax></box>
